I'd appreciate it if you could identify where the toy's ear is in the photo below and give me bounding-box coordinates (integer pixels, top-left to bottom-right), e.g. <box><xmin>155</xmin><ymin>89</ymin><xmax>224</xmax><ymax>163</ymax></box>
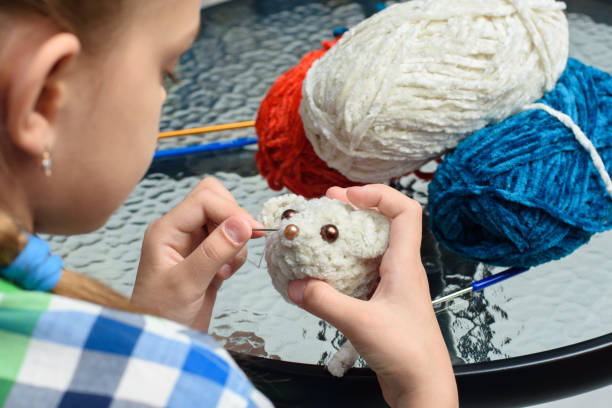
<box><xmin>345</xmin><ymin>210</ymin><xmax>390</xmax><ymax>259</ymax></box>
<box><xmin>260</xmin><ymin>194</ymin><xmax>307</xmax><ymax>228</ymax></box>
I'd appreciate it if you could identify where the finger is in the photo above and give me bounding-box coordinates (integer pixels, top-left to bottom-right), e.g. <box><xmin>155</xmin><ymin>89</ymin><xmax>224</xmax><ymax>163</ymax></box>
<box><xmin>188</xmin><ymin>177</ymin><xmax>237</xmax><ymax>204</ymax></box>
<box><xmin>183</xmin><ymin>177</ymin><xmax>262</xmax><ymax>232</ymax></box>
<box><xmin>377</xmin><ymin>244</ymin><xmax>426</xmax><ymax>297</ymax></box>
<box><xmin>216</xmin><ymin>246</ymin><xmax>248</xmax><ymax>280</ymax></box>
<box><xmin>386</xmin><ymin>208</ymin><xmax>422</xmax><ymax>259</ymax></box>
<box><xmin>288</xmin><ymin>279</ymin><xmax>365</xmax><ymax>336</ymax></box>
<box><xmin>177</xmin><ymin>215</ymin><xmax>252</xmax><ymax>291</ymax></box>
<box><xmin>195</xmin><ymin>179</ymin><xmax>265</xmax><ymax>232</ymax></box>
<box><xmin>326</xmin><ymin>186</ymin><xmax>350</xmax><ymax>203</ymax></box>
<box><xmin>208</xmin><ymin>219</ymin><xmax>264</xmax><ymax>240</ymax></box>
<box><xmin>376</xmin><ymin>210</ymin><xmax>424</xmax><ymax>295</ymax></box>
<box><xmin>195</xmin><ymin>180</ymin><xmax>265</xmax><ymax>238</ymax></box>
<box><xmin>346</xmin><ymin>185</ymin><xmax>419</xmax><ymax>220</ymax></box>
<box><xmin>161</xmin><ymin>189</ymin><xmax>258</xmax><ymax>237</ymax></box>
<box><xmin>346</xmin><ymin>185</ymin><xmax>422</xmax><ymax>255</ymax></box>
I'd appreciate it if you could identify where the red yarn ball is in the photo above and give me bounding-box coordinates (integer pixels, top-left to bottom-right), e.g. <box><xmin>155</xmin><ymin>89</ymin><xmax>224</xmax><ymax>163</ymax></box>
<box><xmin>255</xmin><ymin>38</ymin><xmax>363</xmax><ymax>198</ymax></box>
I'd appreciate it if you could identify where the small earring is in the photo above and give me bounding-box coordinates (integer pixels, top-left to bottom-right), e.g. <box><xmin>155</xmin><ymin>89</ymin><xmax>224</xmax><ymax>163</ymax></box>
<box><xmin>41</xmin><ymin>151</ymin><xmax>52</xmax><ymax>177</ymax></box>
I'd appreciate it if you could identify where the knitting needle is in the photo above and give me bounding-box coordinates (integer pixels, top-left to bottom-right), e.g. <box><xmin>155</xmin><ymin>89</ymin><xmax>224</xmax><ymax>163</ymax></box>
<box><xmin>432</xmin><ymin>266</ymin><xmax>529</xmax><ymax>307</ymax></box>
<box><xmin>158</xmin><ymin>120</ymin><xmax>255</xmax><ymax>139</ymax></box>
<box><xmin>154</xmin><ymin>137</ymin><xmax>258</xmax><ymax>160</ymax></box>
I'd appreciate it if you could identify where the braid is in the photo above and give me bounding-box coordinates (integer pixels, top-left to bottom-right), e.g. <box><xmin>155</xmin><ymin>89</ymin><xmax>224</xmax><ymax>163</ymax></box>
<box><xmin>0</xmin><ymin>210</ymin><xmax>26</xmax><ymax>268</ymax></box>
<box><xmin>0</xmin><ymin>210</ymin><xmax>148</xmax><ymax>315</ymax></box>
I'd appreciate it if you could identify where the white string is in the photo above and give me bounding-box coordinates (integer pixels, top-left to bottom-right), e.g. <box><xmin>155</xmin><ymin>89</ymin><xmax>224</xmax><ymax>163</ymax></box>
<box><xmin>523</xmin><ymin>103</ymin><xmax>612</xmax><ymax>198</ymax></box>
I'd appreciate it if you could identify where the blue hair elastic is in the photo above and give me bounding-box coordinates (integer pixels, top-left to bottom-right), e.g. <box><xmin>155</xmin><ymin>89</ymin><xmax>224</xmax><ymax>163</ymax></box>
<box><xmin>0</xmin><ymin>235</ymin><xmax>63</xmax><ymax>291</ymax></box>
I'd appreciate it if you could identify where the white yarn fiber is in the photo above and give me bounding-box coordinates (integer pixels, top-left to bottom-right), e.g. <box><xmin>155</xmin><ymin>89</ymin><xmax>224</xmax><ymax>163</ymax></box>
<box><xmin>300</xmin><ymin>0</ymin><xmax>569</xmax><ymax>183</ymax></box>
<box><xmin>260</xmin><ymin>194</ymin><xmax>390</xmax><ymax>302</ymax></box>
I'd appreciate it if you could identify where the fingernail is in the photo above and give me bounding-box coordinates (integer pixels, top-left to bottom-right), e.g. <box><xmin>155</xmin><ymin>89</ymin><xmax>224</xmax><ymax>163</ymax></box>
<box><xmin>219</xmin><ymin>264</ymin><xmax>233</xmax><ymax>279</ymax></box>
<box><xmin>288</xmin><ymin>279</ymin><xmax>308</xmax><ymax>304</ymax></box>
<box><xmin>223</xmin><ymin>217</ymin><xmax>251</xmax><ymax>245</ymax></box>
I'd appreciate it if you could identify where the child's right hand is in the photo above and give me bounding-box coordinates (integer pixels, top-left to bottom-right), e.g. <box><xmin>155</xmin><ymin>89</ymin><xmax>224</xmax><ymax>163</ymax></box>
<box><xmin>288</xmin><ymin>185</ymin><xmax>458</xmax><ymax>408</ymax></box>
<box><xmin>131</xmin><ymin>177</ymin><xmax>263</xmax><ymax>331</ymax></box>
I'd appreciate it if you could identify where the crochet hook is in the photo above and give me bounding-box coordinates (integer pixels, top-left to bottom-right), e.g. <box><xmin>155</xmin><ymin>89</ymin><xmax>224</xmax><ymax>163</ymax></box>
<box><xmin>432</xmin><ymin>267</ymin><xmax>529</xmax><ymax>307</ymax></box>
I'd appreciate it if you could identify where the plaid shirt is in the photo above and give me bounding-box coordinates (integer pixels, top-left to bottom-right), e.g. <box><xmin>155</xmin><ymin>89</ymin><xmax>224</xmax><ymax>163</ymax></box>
<box><xmin>0</xmin><ymin>279</ymin><xmax>273</xmax><ymax>408</ymax></box>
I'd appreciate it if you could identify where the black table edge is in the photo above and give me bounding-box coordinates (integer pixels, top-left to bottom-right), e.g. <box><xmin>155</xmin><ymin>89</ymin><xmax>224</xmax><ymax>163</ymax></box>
<box><xmin>231</xmin><ymin>332</ymin><xmax>612</xmax><ymax>407</ymax></box>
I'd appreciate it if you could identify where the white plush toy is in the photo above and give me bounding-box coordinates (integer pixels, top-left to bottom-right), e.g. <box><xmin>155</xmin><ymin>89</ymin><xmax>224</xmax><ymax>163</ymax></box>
<box><xmin>260</xmin><ymin>194</ymin><xmax>391</xmax><ymax>376</ymax></box>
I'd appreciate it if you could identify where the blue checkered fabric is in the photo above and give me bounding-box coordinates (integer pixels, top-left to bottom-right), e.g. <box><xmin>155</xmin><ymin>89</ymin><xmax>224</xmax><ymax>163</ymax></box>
<box><xmin>0</xmin><ymin>282</ymin><xmax>274</xmax><ymax>408</ymax></box>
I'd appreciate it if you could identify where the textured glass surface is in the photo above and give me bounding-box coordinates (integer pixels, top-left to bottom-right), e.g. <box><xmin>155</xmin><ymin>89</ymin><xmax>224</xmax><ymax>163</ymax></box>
<box><xmin>47</xmin><ymin>0</ymin><xmax>612</xmax><ymax>367</ymax></box>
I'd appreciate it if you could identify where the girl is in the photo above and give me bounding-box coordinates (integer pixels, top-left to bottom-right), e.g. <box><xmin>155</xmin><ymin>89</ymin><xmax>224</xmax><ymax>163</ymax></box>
<box><xmin>0</xmin><ymin>1</ymin><xmax>458</xmax><ymax>407</ymax></box>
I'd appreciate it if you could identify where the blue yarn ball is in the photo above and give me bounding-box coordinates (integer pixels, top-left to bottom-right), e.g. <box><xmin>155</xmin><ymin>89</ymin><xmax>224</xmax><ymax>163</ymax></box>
<box><xmin>428</xmin><ymin>58</ymin><xmax>612</xmax><ymax>268</ymax></box>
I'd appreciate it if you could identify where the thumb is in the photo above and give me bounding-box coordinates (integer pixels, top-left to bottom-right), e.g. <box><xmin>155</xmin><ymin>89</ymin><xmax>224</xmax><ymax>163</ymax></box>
<box><xmin>180</xmin><ymin>215</ymin><xmax>252</xmax><ymax>290</ymax></box>
<box><xmin>288</xmin><ymin>279</ymin><xmax>364</xmax><ymax>335</ymax></box>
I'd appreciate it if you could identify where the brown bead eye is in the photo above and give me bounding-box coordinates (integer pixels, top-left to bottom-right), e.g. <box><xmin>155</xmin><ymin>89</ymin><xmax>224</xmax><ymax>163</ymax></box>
<box><xmin>281</xmin><ymin>209</ymin><xmax>296</xmax><ymax>220</ymax></box>
<box><xmin>284</xmin><ymin>224</ymin><xmax>300</xmax><ymax>240</ymax></box>
<box><xmin>320</xmin><ymin>224</ymin><xmax>339</xmax><ymax>243</ymax></box>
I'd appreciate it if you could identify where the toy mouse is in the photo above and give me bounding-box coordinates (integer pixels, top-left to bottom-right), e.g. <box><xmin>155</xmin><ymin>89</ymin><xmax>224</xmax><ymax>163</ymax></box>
<box><xmin>260</xmin><ymin>194</ymin><xmax>390</xmax><ymax>376</ymax></box>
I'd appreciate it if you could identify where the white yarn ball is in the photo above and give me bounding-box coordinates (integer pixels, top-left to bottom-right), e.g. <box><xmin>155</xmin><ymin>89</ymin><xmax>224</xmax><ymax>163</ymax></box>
<box><xmin>260</xmin><ymin>194</ymin><xmax>390</xmax><ymax>302</ymax></box>
<box><xmin>300</xmin><ymin>0</ymin><xmax>569</xmax><ymax>183</ymax></box>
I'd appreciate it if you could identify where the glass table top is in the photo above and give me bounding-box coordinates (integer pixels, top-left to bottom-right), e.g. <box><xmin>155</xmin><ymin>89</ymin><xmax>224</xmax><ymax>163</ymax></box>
<box><xmin>47</xmin><ymin>0</ymin><xmax>612</xmax><ymax>369</ymax></box>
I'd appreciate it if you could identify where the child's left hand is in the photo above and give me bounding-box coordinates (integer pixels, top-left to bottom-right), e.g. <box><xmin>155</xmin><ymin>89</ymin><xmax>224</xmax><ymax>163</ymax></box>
<box><xmin>131</xmin><ymin>177</ymin><xmax>264</xmax><ymax>331</ymax></box>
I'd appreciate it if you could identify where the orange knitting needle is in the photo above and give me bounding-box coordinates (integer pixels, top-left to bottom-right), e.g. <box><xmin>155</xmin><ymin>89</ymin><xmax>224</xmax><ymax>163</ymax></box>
<box><xmin>158</xmin><ymin>120</ymin><xmax>255</xmax><ymax>139</ymax></box>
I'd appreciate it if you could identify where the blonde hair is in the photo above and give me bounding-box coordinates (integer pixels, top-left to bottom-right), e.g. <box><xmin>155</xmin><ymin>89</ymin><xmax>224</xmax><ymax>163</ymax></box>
<box><xmin>0</xmin><ymin>1</ymin><xmax>148</xmax><ymax>315</ymax></box>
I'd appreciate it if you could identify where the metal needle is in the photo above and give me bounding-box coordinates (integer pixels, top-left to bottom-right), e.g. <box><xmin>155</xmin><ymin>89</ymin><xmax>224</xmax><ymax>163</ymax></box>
<box><xmin>432</xmin><ymin>267</ymin><xmax>529</xmax><ymax>308</ymax></box>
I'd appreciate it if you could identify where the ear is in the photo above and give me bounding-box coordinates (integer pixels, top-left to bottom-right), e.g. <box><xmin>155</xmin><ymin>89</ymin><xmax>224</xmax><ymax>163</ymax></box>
<box><xmin>260</xmin><ymin>194</ymin><xmax>306</xmax><ymax>228</ymax></box>
<box><xmin>5</xmin><ymin>32</ymin><xmax>80</xmax><ymax>158</ymax></box>
<box><xmin>346</xmin><ymin>210</ymin><xmax>390</xmax><ymax>259</ymax></box>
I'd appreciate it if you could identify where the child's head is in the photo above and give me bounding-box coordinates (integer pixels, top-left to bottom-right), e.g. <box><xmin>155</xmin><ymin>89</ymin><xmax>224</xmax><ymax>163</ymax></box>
<box><xmin>0</xmin><ymin>0</ymin><xmax>201</xmax><ymax>234</ymax></box>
